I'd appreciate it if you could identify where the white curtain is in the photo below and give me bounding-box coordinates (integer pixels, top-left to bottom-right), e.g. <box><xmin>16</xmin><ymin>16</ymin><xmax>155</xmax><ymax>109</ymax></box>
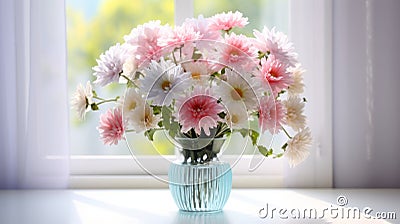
<box><xmin>0</xmin><ymin>0</ymin><xmax>69</xmax><ymax>188</ymax></box>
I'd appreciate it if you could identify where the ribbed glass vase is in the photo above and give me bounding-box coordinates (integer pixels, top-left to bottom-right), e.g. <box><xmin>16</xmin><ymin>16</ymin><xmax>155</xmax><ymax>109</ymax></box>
<box><xmin>168</xmin><ymin>137</ymin><xmax>232</xmax><ymax>212</ymax></box>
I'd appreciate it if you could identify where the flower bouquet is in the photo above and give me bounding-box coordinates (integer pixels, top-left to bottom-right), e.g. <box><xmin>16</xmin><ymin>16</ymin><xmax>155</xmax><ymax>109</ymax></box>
<box><xmin>71</xmin><ymin>11</ymin><xmax>312</xmax><ymax>167</ymax></box>
<box><xmin>71</xmin><ymin>10</ymin><xmax>312</xmax><ymax>212</ymax></box>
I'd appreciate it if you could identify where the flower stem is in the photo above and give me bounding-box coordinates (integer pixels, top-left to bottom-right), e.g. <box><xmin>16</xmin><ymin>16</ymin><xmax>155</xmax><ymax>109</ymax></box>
<box><xmin>93</xmin><ymin>95</ymin><xmax>105</xmax><ymax>101</ymax></box>
<box><xmin>215</xmin><ymin>127</ymin><xmax>230</xmax><ymax>138</ymax></box>
<box><xmin>282</xmin><ymin>127</ymin><xmax>292</xmax><ymax>139</ymax></box>
<box><xmin>171</xmin><ymin>51</ymin><xmax>178</xmax><ymax>65</ymax></box>
<box><xmin>120</xmin><ymin>74</ymin><xmax>137</xmax><ymax>88</ymax></box>
<box><xmin>96</xmin><ymin>97</ymin><xmax>119</xmax><ymax>105</ymax></box>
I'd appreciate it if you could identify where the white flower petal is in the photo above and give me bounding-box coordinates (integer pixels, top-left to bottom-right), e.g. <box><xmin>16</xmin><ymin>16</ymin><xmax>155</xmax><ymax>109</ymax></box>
<box><xmin>285</xmin><ymin>128</ymin><xmax>312</xmax><ymax>167</ymax></box>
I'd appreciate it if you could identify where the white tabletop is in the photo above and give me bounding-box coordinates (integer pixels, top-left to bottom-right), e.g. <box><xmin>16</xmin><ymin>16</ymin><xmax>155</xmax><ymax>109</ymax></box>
<box><xmin>0</xmin><ymin>189</ymin><xmax>398</xmax><ymax>224</ymax></box>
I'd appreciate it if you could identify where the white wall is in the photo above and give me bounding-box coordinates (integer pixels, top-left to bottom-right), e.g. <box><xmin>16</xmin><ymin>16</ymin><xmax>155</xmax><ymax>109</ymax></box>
<box><xmin>333</xmin><ymin>0</ymin><xmax>400</xmax><ymax>187</ymax></box>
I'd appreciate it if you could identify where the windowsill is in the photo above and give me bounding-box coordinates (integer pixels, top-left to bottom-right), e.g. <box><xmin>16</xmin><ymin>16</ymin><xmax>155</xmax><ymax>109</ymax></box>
<box><xmin>69</xmin><ymin>174</ymin><xmax>284</xmax><ymax>189</ymax></box>
<box><xmin>0</xmin><ymin>189</ymin><xmax>398</xmax><ymax>223</ymax></box>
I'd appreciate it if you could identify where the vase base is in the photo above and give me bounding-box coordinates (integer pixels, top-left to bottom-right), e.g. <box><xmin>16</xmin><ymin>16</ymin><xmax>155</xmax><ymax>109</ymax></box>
<box><xmin>168</xmin><ymin>161</ymin><xmax>232</xmax><ymax>212</ymax></box>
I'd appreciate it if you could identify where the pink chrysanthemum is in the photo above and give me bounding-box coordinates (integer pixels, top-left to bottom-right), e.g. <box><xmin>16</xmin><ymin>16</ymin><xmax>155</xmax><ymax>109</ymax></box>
<box><xmin>209</xmin><ymin>11</ymin><xmax>249</xmax><ymax>31</ymax></box>
<box><xmin>217</xmin><ymin>33</ymin><xmax>257</xmax><ymax>71</ymax></box>
<box><xmin>124</xmin><ymin>21</ymin><xmax>171</xmax><ymax>68</ymax></box>
<box><xmin>175</xmin><ymin>87</ymin><xmax>224</xmax><ymax>136</ymax></box>
<box><xmin>93</xmin><ymin>43</ymin><xmax>128</xmax><ymax>87</ymax></box>
<box><xmin>98</xmin><ymin>108</ymin><xmax>125</xmax><ymax>145</ymax></box>
<box><xmin>184</xmin><ymin>15</ymin><xmax>221</xmax><ymax>41</ymax></box>
<box><xmin>253</xmin><ymin>27</ymin><xmax>298</xmax><ymax>67</ymax></box>
<box><xmin>159</xmin><ymin>24</ymin><xmax>200</xmax><ymax>49</ymax></box>
<box><xmin>259</xmin><ymin>56</ymin><xmax>293</xmax><ymax>94</ymax></box>
<box><xmin>258</xmin><ymin>96</ymin><xmax>285</xmax><ymax>134</ymax></box>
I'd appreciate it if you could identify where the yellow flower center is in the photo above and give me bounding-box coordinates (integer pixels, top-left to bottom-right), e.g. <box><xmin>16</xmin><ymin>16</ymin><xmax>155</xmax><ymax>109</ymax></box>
<box><xmin>191</xmin><ymin>72</ymin><xmax>201</xmax><ymax>80</ymax></box>
<box><xmin>161</xmin><ymin>80</ymin><xmax>171</xmax><ymax>91</ymax></box>
<box><xmin>231</xmin><ymin>114</ymin><xmax>239</xmax><ymax>124</ymax></box>
<box><xmin>231</xmin><ymin>87</ymin><xmax>244</xmax><ymax>101</ymax></box>
<box><xmin>128</xmin><ymin>101</ymin><xmax>137</xmax><ymax>111</ymax></box>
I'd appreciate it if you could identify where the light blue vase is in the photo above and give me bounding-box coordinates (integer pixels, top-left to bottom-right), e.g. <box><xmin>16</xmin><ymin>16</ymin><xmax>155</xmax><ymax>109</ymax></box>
<box><xmin>169</xmin><ymin>161</ymin><xmax>232</xmax><ymax>212</ymax></box>
<box><xmin>168</xmin><ymin>137</ymin><xmax>232</xmax><ymax>212</ymax></box>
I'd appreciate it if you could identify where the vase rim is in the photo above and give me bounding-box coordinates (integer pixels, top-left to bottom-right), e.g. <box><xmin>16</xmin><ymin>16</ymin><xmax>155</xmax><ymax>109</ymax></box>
<box><xmin>171</xmin><ymin>160</ymin><xmax>230</xmax><ymax>167</ymax></box>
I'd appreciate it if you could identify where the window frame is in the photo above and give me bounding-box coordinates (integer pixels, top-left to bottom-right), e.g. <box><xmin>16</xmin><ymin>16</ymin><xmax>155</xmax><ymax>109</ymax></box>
<box><xmin>68</xmin><ymin>0</ymin><xmax>333</xmax><ymax>188</ymax></box>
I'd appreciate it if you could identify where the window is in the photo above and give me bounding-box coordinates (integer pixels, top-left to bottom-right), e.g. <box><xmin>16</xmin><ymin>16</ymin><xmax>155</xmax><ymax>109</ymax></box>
<box><xmin>67</xmin><ymin>0</ymin><xmax>174</xmax><ymax>156</ymax></box>
<box><xmin>68</xmin><ymin>0</ymin><xmax>332</xmax><ymax>188</ymax></box>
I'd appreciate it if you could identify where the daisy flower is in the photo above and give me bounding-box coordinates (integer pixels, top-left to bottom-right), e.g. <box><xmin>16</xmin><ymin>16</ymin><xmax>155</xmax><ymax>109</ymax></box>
<box><xmin>175</xmin><ymin>87</ymin><xmax>224</xmax><ymax>136</ymax></box>
<box><xmin>284</xmin><ymin>127</ymin><xmax>312</xmax><ymax>167</ymax></box>
<box><xmin>258</xmin><ymin>96</ymin><xmax>286</xmax><ymax>134</ymax></box>
<box><xmin>216</xmin><ymin>33</ymin><xmax>257</xmax><ymax>71</ymax></box>
<box><xmin>130</xmin><ymin>104</ymin><xmax>160</xmax><ymax>133</ymax></box>
<box><xmin>98</xmin><ymin>108</ymin><xmax>125</xmax><ymax>145</ymax></box>
<box><xmin>182</xmin><ymin>61</ymin><xmax>213</xmax><ymax>84</ymax></box>
<box><xmin>140</xmin><ymin>59</ymin><xmax>190</xmax><ymax>106</ymax></box>
<box><xmin>118</xmin><ymin>88</ymin><xmax>145</xmax><ymax>122</ymax></box>
<box><xmin>283</xmin><ymin>96</ymin><xmax>306</xmax><ymax>131</ymax></box>
<box><xmin>288</xmin><ymin>66</ymin><xmax>305</xmax><ymax>96</ymax></box>
<box><xmin>92</xmin><ymin>43</ymin><xmax>128</xmax><ymax>87</ymax></box>
<box><xmin>253</xmin><ymin>27</ymin><xmax>298</xmax><ymax>68</ymax></box>
<box><xmin>259</xmin><ymin>56</ymin><xmax>293</xmax><ymax>95</ymax></box>
<box><xmin>209</xmin><ymin>11</ymin><xmax>249</xmax><ymax>32</ymax></box>
<box><xmin>216</xmin><ymin>69</ymin><xmax>261</xmax><ymax>110</ymax></box>
<box><xmin>71</xmin><ymin>81</ymin><xmax>93</xmax><ymax>120</ymax></box>
<box><xmin>225</xmin><ymin>103</ymin><xmax>249</xmax><ymax>129</ymax></box>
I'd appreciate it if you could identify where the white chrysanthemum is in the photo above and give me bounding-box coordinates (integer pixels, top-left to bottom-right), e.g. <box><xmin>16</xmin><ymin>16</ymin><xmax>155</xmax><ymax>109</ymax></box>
<box><xmin>121</xmin><ymin>56</ymin><xmax>137</xmax><ymax>79</ymax></box>
<box><xmin>285</xmin><ymin>127</ymin><xmax>312</xmax><ymax>167</ymax></box>
<box><xmin>93</xmin><ymin>43</ymin><xmax>128</xmax><ymax>86</ymax></box>
<box><xmin>129</xmin><ymin>104</ymin><xmax>160</xmax><ymax>133</ymax></box>
<box><xmin>283</xmin><ymin>96</ymin><xmax>306</xmax><ymax>131</ymax></box>
<box><xmin>288</xmin><ymin>66</ymin><xmax>305</xmax><ymax>96</ymax></box>
<box><xmin>225</xmin><ymin>103</ymin><xmax>249</xmax><ymax>129</ymax></box>
<box><xmin>253</xmin><ymin>27</ymin><xmax>298</xmax><ymax>68</ymax></box>
<box><xmin>140</xmin><ymin>59</ymin><xmax>190</xmax><ymax>106</ymax></box>
<box><xmin>182</xmin><ymin>61</ymin><xmax>212</xmax><ymax>84</ymax></box>
<box><xmin>71</xmin><ymin>81</ymin><xmax>93</xmax><ymax>120</ymax></box>
<box><xmin>118</xmin><ymin>88</ymin><xmax>145</xmax><ymax>122</ymax></box>
<box><xmin>216</xmin><ymin>69</ymin><xmax>261</xmax><ymax>110</ymax></box>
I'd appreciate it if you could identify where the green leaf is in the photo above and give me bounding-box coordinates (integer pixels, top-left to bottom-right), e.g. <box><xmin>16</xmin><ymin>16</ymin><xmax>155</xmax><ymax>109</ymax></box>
<box><xmin>273</xmin><ymin>153</ymin><xmax>284</xmax><ymax>159</ymax></box>
<box><xmin>169</xmin><ymin>121</ymin><xmax>180</xmax><ymax>138</ymax></box>
<box><xmin>152</xmin><ymin>105</ymin><xmax>162</xmax><ymax>115</ymax></box>
<box><xmin>257</xmin><ymin>145</ymin><xmax>269</xmax><ymax>157</ymax></box>
<box><xmin>258</xmin><ymin>145</ymin><xmax>274</xmax><ymax>157</ymax></box>
<box><xmin>282</xmin><ymin>143</ymin><xmax>288</xmax><ymax>151</ymax></box>
<box><xmin>237</xmin><ymin>129</ymin><xmax>249</xmax><ymax>138</ymax></box>
<box><xmin>161</xmin><ymin>106</ymin><xmax>172</xmax><ymax>130</ymax></box>
<box><xmin>217</xmin><ymin>112</ymin><xmax>226</xmax><ymax>119</ymax></box>
<box><xmin>90</xmin><ymin>103</ymin><xmax>99</xmax><ymax>111</ymax></box>
<box><xmin>249</xmin><ymin>129</ymin><xmax>259</xmax><ymax>145</ymax></box>
<box><xmin>144</xmin><ymin>129</ymin><xmax>157</xmax><ymax>141</ymax></box>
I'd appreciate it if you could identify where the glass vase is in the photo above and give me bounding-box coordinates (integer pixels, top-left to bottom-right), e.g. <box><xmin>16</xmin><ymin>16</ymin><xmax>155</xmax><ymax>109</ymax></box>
<box><xmin>168</xmin><ymin>137</ymin><xmax>232</xmax><ymax>212</ymax></box>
